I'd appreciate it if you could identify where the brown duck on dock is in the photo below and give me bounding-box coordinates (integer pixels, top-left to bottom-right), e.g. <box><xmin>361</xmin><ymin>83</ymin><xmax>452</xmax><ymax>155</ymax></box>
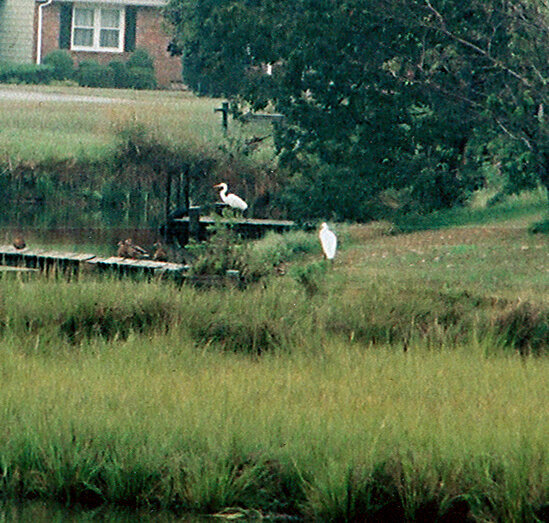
<box><xmin>117</xmin><ymin>239</ymin><xmax>149</xmax><ymax>259</ymax></box>
<box><xmin>152</xmin><ymin>241</ymin><xmax>169</xmax><ymax>262</ymax></box>
<box><xmin>12</xmin><ymin>236</ymin><xmax>26</xmax><ymax>250</ymax></box>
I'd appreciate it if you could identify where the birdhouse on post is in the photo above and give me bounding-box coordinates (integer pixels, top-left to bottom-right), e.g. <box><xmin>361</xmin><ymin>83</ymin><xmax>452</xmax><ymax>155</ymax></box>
<box><xmin>214</xmin><ymin>101</ymin><xmax>229</xmax><ymax>133</ymax></box>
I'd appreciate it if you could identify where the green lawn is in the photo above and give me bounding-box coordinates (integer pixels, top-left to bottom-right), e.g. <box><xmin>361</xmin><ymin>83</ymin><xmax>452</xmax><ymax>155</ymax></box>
<box><xmin>0</xmin><ymin>84</ymin><xmax>272</xmax><ymax>164</ymax></box>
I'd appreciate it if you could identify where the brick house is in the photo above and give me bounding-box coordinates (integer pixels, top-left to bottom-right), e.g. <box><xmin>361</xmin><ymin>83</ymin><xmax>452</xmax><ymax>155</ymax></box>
<box><xmin>0</xmin><ymin>0</ymin><xmax>182</xmax><ymax>88</ymax></box>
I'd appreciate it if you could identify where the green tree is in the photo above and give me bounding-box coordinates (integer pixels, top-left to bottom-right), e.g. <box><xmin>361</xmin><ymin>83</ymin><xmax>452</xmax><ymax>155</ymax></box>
<box><xmin>165</xmin><ymin>0</ymin><xmax>547</xmax><ymax>220</ymax></box>
<box><xmin>388</xmin><ymin>0</ymin><xmax>548</xmax><ymax>196</ymax></box>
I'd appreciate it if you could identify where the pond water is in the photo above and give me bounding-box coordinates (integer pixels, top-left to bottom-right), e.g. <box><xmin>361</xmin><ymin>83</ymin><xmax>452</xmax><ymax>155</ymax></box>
<box><xmin>0</xmin><ymin>173</ymin><xmax>170</xmax><ymax>250</ymax></box>
<box><xmin>0</xmin><ymin>500</ymin><xmax>208</xmax><ymax>522</ymax></box>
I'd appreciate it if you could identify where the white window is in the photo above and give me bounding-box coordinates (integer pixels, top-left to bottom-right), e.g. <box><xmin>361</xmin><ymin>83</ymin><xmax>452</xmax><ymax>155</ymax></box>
<box><xmin>72</xmin><ymin>5</ymin><xmax>125</xmax><ymax>52</ymax></box>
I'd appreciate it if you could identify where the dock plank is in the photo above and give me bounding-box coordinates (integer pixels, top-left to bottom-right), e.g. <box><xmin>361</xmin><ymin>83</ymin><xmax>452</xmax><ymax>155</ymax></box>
<box><xmin>0</xmin><ymin>265</ymin><xmax>38</xmax><ymax>273</ymax></box>
<box><xmin>0</xmin><ymin>246</ymin><xmax>190</xmax><ymax>278</ymax></box>
<box><xmin>172</xmin><ymin>216</ymin><xmax>295</xmax><ymax>227</ymax></box>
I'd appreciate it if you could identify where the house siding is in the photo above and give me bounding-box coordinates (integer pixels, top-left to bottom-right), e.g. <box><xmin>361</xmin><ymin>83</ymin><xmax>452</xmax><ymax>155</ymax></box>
<box><xmin>40</xmin><ymin>3</ymin><xmax>181</xmax><ymax>88</ymax></box>
<box><xmin>0</xmin><ymin>0</ymin><xmax>35</xmax><ymax>63</ymax></box>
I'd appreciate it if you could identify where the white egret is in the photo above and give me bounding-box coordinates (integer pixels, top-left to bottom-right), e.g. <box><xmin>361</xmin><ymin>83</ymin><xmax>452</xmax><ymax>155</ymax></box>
<box><xmin>214</xmin><ymin>183</ymin><xmax>248</xmax><ymax>212</ymax></box>
<box><xmin>319</xmin><ymin>222</ymin><xmax>337</xmax><ymax>260</ymax></box>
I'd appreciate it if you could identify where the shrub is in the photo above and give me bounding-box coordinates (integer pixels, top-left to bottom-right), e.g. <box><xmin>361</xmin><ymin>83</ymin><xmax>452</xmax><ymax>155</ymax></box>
<box><xmin>127</xmin><ymin>67</ymin><xmax>157</xmax><ymax>90</ymax></box>
<box><xmin>75</xmin><ymin>60</ymin><xmax>114</xmax><ymax>88</ymax></box>
<box><xmin>121</xmin><ymin>49</ymin><xmax>157</xmax><ymax>89</ymax></box>
<box><xmin>529</xmin><ymin>218</ymin><xmax>549</xmax><ymax>234</ymax></box>
<box><xmin>43</xmin><ymin>50</ymin><xmax>74</xmax><ymax>81</ymax></box>
<box><xmin>0</xmin><ymin>62</ymin><xmax>53</xmax><ymax>84</ymax></box>
<box><xmin>108</xmin><ymin>60</ymin><xmax>130</xmax><ymax>88</ymax></box>
<box><xmin>249</xmin><ymin>230</ymin><xmax>317</xmax><ymax>267</ymax></box>
<box><xmin>187</xmin><ymin>225</ymin><xmax>245</xmax><ymax>278</ymax></box>
<box><xmin>290</xmin><ymin>261</ymin><xmax>327</xmax><ymax>297</ymax></box>
<box><xmin>127</xmin><ymin>48</ymin><xmax>154</xmax><ymax>71</ymax></box>
<box><xmin>108</xmin><ymin>59</ymin><xmax>157</xmax><ymax>90</ymax></box>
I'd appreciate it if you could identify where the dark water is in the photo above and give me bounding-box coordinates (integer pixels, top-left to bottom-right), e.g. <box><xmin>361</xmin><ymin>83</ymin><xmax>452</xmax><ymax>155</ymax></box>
<box><xmin>0</xmin><ymin>172</ymin><xmax>168</xmax><ymax>248</ymax></box>
<box><xmin>0</xmin><ymin>500</ymin><xmax>208</xmax><ymax>522</ymax></box>
<box><xmin>0</xmin><ymin>178</ymin><xmax>176</xmax><ymax>257</ymax></box>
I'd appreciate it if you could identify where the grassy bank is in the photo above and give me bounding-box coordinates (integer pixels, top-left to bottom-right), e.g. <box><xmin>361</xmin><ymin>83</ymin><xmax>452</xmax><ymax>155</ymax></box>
<box><xmin>0</xmin><ymin>85</ymin><xmax>274</xmax><ymax>165</ymax></box>
<box><xmin>0</xmin><ymin>206</ymin><xmax>547</xmax><ymax>520</ymax></box>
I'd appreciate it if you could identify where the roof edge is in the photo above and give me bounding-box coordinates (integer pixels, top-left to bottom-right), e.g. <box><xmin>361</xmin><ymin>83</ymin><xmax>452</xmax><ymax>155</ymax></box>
<box><xmin>47</xmin><ymin>0</ymin><xmax>168</xmax><ymax>6</ymax></box>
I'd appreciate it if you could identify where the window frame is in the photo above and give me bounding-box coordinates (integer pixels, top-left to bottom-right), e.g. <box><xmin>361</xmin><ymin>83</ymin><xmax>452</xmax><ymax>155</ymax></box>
<box><xmin>71</xmin><ymin>4</ymin><xmax>126</xmax><ymax>53</ymax></box>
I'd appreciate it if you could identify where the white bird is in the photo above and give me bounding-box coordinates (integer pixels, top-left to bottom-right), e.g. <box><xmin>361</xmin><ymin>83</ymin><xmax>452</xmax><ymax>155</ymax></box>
<box><xmin>213</xmin><ymin>183</ymin><xmax>248</xmax><ymax>211</ymax></box>
<box><xmin>319</xmin><ymin>222</ymin><xmax>337</xmax><ymax>260</ymax></box>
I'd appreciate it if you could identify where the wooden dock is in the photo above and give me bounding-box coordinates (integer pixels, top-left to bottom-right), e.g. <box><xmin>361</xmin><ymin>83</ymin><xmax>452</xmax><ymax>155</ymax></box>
<box><xmin>0</xmin><ymin>245</ymin><xmax>189</xmax><ymax>278</ymax></box>
<box><xmin>164</xmin><ymin>206</ymin><xmax>296</xmax><ymax>245</ymax></box>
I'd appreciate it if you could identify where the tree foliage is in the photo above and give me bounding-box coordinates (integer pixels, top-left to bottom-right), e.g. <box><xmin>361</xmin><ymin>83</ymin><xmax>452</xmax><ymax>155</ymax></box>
<box><xmin>165</xmin><ymin>0</ymin><xmax>548</xmax><ymax>220</ymax></box>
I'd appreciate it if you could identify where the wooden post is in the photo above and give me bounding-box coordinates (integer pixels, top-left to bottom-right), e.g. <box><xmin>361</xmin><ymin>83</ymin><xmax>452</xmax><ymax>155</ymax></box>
<box><xmin>165</xmin><ymin>170</ymin><xmax>172</xmax><ymax>224</ymax></box>
<box><xmin>175</xmin><ymin>170</ymin><xmax>181</xmax><ymax>210</ymax></box>
<box><xmin>143</xmin><ymin>191</ymin><xmax>149</xmax><ymax>223</ymax></box>
<box><xmin>214</xmin><ymin>102</ymin><xmax>229</xmax><ymax>133</ymax></box>
<box><xmin>189</xmin><ymin>206</ymin><xmax>201</xmax><ymax>241</ymax></box>
<box><xmin>184</xmin><ymin>165</ymin><xmax>190</xmax><ymax>211</ymax></box>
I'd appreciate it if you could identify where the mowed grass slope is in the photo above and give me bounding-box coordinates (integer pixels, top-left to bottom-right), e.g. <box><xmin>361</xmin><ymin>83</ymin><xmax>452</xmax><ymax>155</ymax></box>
<box><xmin>0</xmin><ymin>85</ymin><xmax>268</xmax><ymax>164</ymax></box>
<box><xmin>0</xmin><ymin>201</ymin><xmax>547</xmax><ymax>520</ymax></box>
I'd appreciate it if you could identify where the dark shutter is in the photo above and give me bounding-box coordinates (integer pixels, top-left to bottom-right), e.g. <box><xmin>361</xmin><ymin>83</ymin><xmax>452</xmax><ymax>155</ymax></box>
<box><xmin>124</xmin><ymin>7</ymin><xmax>137</xmax><ymax>52</ymax></box>
<box><xmin>59</xmin><ymin>3</ymin><xmax>73</xmax><ymax>50</ymax></box>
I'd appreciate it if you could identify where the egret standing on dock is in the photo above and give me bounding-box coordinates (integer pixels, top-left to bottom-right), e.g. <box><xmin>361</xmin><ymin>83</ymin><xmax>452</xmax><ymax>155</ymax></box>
<box><xmin>319</xmin><ymin>222</ymin><xmax>337</xmax><ymax>260</ymax></box>
<box><xmin>214</xmin><ymin>183</ymin><xmax>248</xmax><ymax>212</ymax></box>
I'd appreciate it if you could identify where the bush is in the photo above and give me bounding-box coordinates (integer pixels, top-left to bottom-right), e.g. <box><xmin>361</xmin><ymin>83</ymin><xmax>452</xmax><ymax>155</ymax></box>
<box><xmin>109</xmin><ymin>50</ymin><xmax>157</xmax><ymax>89</ymax></box>
<box><xmin>127</xmin><ymin>48</ymin><xmax>154</xmax><ymax>71</ymax></box>
<box><xmin>0</xmin><ymin>62</ymin><xmax>53</xmax><ymax>84</ymax></box>
<box><xmin>250</xmin><ymin>231</ymin><xmax>317</xmax><ymax>265</ymax></box>
<box><xmin>529</xmin><ymin>218</ymin><xmax>549</xmax><ymax>234</ymax></box>
<box><xmin>75</xmin><ymin>60</ymin><xmax>114</xmax><ymax>88</ymax></box>
<box><xmin>127</xmin><ymin>66</ymin><xmax>157</xmax><ymax>90</ymax></box>
<box><xmin>290</xmin><ymin>261</ymin><xmax>327</xmax><ymax>297</ymax></box>
<box><xmin>43</xmin><ymin>50</ymin><xmax>74</xmax><ymax>81</ymax></box>
<box><xmin>187</xmin><ymin>225</ymin><xmax>244</xmax><ymax>278</ymax></box>
<box><xmin>108</xmin><ymin>60</ymin><xmax>130</xmax><ymax>88</ymax></box>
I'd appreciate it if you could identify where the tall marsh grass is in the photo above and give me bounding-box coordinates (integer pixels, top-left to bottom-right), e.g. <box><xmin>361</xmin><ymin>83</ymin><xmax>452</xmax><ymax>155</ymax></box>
<box><xmin>0</xmin><ymin>216</ymin><xmax>546</xmax><ymax>519</ymax></box>
<box><xmin>0</xmin><ymin>331</ymin><xmax>546</xmax><ymax>519</ymax></box>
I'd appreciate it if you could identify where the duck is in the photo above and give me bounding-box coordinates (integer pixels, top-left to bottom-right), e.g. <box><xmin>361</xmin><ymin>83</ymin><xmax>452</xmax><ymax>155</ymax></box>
<box><xmin>117</xmin><ymin>239</ymin><xmax>149</xmax><ymax>259</ymax></box>
<box><xmin>152</xmin><ymin>241</ymin><xmax>169</xmax><ymax>262</ymax></box>
<box><xmin>12</xmin><ymin>236</ymin><xmax>26</xmax><ymax>250</ymax></box>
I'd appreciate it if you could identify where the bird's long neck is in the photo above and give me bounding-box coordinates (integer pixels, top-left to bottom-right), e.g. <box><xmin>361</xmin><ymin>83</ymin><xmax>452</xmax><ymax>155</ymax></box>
<box><xmin>219</xmin><ymin>185</ymin><xmax>227</xmax><ymax>200</ymax></box>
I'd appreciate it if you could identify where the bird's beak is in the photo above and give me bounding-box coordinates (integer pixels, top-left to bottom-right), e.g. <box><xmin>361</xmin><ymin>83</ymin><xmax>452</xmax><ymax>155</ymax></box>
<box><xmin>213</xmin><ymin>184</ymin><xmax>221</xmax><ymax>188</ymax></box>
